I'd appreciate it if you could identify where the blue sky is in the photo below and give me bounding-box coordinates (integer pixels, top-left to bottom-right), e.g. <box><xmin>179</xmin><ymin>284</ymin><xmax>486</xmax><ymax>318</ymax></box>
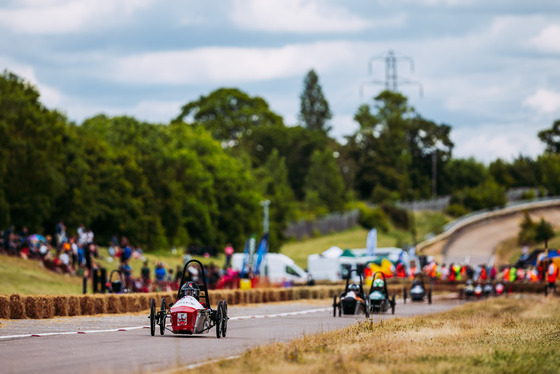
<box><xmin>1</xmin><ymin>0</ymin><xmax>560</xmax><ymax>163</ymax></box>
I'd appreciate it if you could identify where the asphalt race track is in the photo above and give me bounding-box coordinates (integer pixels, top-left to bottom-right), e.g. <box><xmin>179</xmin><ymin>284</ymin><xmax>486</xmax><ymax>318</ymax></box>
<box><xmin>0</xmin><ymin>298</ymin><xmax>461</xmax><ymax>374</ymax></box>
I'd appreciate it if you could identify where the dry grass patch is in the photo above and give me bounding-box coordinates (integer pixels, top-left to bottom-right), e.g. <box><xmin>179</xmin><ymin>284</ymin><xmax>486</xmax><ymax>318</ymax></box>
<box><xmin>184</xmin><ymin>296</ymin><xmax>560</xmax><ymax>374</ymax></box>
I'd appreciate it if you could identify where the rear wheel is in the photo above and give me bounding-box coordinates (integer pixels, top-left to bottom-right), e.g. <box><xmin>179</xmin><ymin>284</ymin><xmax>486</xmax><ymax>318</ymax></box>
<box><xmin>391</xmin><ymin>293</ymin><xmax>396</xmax><ymax>315</ymax></box>
<box><xmin>221</xmin><ymin>300</ymin><xmax>228</xmax><ymax>337</ymax></box>
<box><xmin>149</xmin><ymin>298</ymin><xmax>156</xmax><ymax>336</ymax></box>
<box><xmin>403</xmin><ymin>288</ymin><xmax>407</xmax><ymax>304</ymax></box>
<box><xmin>332</xmin><ymin>295</ymin><xmax>337</xmax><ymax>317</ymax></box>
<box><xmin>428</xmin><ymin>289</ymin><xmax>432</xmax><ymax>304</ymax></box>
<box><xmin>364</xmin><ymin>300</ymin><xmax>370</xmax><ymax>319</ymax></box>
<box><xmin>160</xmin><ymin>298</ymin><xmax>166</xmax><ymax>335</ymax></box>
<box><xmin>215</xmin><ymin>301</ymin><xmax>223</xmax><ymax>339</ymax></box>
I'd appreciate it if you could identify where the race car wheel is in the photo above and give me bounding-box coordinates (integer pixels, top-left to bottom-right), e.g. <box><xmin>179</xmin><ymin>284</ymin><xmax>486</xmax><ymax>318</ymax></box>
<box><xmin>391</xmin><ymin>293</ymin><xmax>396</xmax><ymax>315</ymax></box>
<box><xmin>221</xmin><ymin>300</ymin><xmax>228</xmax><ymax>337</ymax></box>
<box><xmin>160</xmin><ymin>298</ymin><xmax>166</xmax><ymax>335</ymax></box>
<box><xmin>150</xmin><ymin>298</ymin><xmax>156</xmax><ymax>336</ymax></box>
<box><xmin>216</xmin><ymin>301</ymin><xmax>223</xmax><ymax>339</ymax></box>
<box><xmin>403</xmin><ymin>288</ymin><xmax>407</xmax><ymax>304</ymax></box>
<box><xmin>332</xmin><ymin>295</ymin><xmax>337</xmax><ymax>317</ymax></box>
<box><xmin>428</xmin><ymin>289</ymin><xmax>432</xmax><ymax>305</ymax></box>
<box><xmin>364</xmin><ymin>299</ymin><xmax>370</xmax><ymax>319</ymax></box>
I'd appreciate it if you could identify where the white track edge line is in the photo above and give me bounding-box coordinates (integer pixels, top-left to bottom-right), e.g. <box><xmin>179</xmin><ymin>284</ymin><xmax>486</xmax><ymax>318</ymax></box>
<box><xmin>0</xmin><ymin>307</ymin><xmax>330</xmax><ymax>340</ymax></box>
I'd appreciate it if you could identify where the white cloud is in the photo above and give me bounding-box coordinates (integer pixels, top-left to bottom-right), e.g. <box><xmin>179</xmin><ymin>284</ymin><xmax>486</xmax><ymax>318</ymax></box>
<box><xmin>0</xmin><ymin>0</ymin><xmax>153</xmax><ymax>34</ymax></box>
<box><xmin>523</xmin><ymin>89</ymin><xmax>560</xmax><ymax>113</ymax></box>
<box><xmin>452</xmin><ymin>123</ymin><xmax>544</xmax><ymax>163</ymax></box>
<box><xmin>230</xmin><ymin>0</ymin><xmax>381</xmax><ymax>33</ymax></box>
<box><xmin>108</xmin><ymin>42</ymin><xmax>358</xmax><ymax>84</ymax></box>
<box><xmin>530</xmin><ymin>24</ymin><xmax>560</xmax><ymax>53</ymax></box>
<box><xmin>0</xmin><ymin>57</ymin><xmax>63</xmax><ymax>107</ymax></box>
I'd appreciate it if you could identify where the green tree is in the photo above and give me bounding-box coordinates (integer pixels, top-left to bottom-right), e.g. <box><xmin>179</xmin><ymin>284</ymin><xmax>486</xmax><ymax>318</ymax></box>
<box><xmin>173</xmin><ymin>88</ymin><xmax>283</xmax><ymax>144</ymax></box>
<box><xmin>441</xmin><ymin>158</ymin><xmax>488</xmax><ymax>195</ymax></box>
<box><xmin>345</xmin><ymin>90</ymin><xmax>452</xmax><ymax>201</ymax></box>
<box><xmin>0</xmin><ymin>70</ymin><xmax>67</xmax><ymax>231</ymax></box>
<box><xmin>538</xmin><ymin>119</ymin><xmax>560</xmax><ymax>154</ymax></box>
<box><xmin>239</xmin><ymin>125</ymin><xmax>330</xmax><ymax>200</ymax></box>
<box><xmin>299</xmin><ymin>69</ymin><xmax>332</xmax><ymax>133</ymax></box>
<box><xmin>518</xmin><ymin>211</ymin><xmax>536</xmax><ymax>245</ymax></box>
<box><xmin>535</xmin><ymin>218</ymin><xmax>555</xmax><ymax>249</ymax></box>
<box><xmin>303</xmin><ymin>149</ymin><xmax>346</xmax><ymax>213</ymax></box>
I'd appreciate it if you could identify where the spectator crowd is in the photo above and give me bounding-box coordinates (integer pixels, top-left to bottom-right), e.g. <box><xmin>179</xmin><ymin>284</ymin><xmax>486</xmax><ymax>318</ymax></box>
<box><xmin>1</xmin><ymin>222</ymin><xmax>240</xmax><ymax>294</ymax></box>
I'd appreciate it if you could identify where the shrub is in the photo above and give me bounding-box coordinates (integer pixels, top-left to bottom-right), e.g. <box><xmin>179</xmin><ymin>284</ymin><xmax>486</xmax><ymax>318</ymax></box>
<box><xmin>357</xmin><ymin>203</ymin><xmax>389</xmax><ymax>232</ymax></box>
<box><xmin>380</xmin><ymin>204</ymin><xmax>410</xmax><ymax>230</ymax></box>
<box><xmin>446</xmin><ymin>203</ymin><xmax>468</xmax><ymax>217</ymax></box>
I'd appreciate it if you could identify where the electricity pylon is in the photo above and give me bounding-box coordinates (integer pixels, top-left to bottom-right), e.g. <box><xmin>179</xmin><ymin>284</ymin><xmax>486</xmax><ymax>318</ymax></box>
<box><xmin>360</xmin><ymin>50</ymin><xmax>423</xmax><ymax>98</ymax></box>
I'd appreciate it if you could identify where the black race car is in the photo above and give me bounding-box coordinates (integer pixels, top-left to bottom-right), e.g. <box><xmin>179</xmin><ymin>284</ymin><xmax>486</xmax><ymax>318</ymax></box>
<box><xmin>403</xmin><ymin>273</ymin><xmax>432</xmax><ymax>304</ymax></box>
<box><xmin>368</xmin><ymin>272</ymin><xmax>396</xmax><ymax>314</ymax></box>
<box><xmin>333</xmin><ymin>269</ymin><xmax>370</xmax><ymax>318</ymax></box>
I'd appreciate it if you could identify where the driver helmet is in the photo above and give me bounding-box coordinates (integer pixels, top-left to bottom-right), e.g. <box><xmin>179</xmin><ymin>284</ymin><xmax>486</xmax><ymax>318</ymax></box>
<box><xmin>348</xmin><ymin>283</ymin><xmax>360</xmax><ymax>293</ymax></box>
<box><xmin>466</xmin><ymin>279</ymin><xmax>474</xmax><ymax>286</ymax></box>
<box><xmin>181</xmin><ymin>281</ymin><xmax>200</xmax><ymax>299</ymax></box>
<box><xmin>373</xmin><ymin>278</ymin><xmax>384</xmax><ymax>288</ymax></box>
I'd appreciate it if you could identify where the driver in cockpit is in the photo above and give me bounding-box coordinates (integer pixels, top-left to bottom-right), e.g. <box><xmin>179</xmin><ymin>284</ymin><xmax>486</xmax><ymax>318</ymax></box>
<box><xmin>180</xmin><ymin>281</ymin><xmax>200</xmax><ymax>300</ymax></box>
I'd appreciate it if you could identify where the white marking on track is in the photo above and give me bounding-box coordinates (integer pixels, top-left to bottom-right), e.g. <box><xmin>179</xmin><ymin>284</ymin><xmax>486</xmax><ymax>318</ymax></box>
<box><xmin>0</xmin><ymin>307</ymin><xmax>330</xmax><ymax>340</ymax></box>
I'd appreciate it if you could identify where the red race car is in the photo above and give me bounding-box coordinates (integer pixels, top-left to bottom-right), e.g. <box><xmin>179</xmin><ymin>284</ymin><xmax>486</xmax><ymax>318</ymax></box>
<box><xmin>149</xmin><ymin>259</ymin><xmax>228</xmax><ymax>338</ymax></box>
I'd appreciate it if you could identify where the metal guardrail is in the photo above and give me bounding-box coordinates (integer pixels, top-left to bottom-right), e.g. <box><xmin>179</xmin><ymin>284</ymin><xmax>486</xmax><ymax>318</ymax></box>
<box><xmin>417</xmin><ymin>197</ymin><xmax>560</xmax><ymax>252</ymax></box>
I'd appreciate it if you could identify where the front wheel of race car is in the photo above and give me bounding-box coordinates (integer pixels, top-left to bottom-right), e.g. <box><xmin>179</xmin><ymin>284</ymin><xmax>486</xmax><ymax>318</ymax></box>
<box><xmin>160</xmin><ymin>298</ymin><xmax>166</xmax><ymax>335</ymax></box>
<box><xmin>215</xmin><ymin>301</ymin><xmax>223</xmax><ymax>339</ymax></box>
<box><xmin>149</xmin><ymin>298</ymin><xmax>156</xmax><ymax>336</ymax></box>
<box><xmin>364</xmin><ymin>299</ymin><xmax>370</xmax><ymax>319</ymax></box>
<box><xmin>391</xmin><ymin>293</ymin><xmax>396</xmax><ymax>315</ymax></box>
<box><xmin>221</xmin><ymin>300</ymin><xmax>228</xmax><ymax>337</ymax></box>
<box><xmin>428</xmin><ymin>289</ymin><xmax>432</xmax><ymax>304</ymax></box>
<box><xmin>403</xmin><ymin>287</ymin><xmax>407</xmax><ymax>304</ymax></box>
<box><xmin>332</xmin><ymin>295</ymin><xmax>337</xmax><ymax>317</ymax></box>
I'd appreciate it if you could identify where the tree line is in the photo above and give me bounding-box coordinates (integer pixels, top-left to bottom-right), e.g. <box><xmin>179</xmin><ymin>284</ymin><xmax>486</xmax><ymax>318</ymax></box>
<box><xmin>1</xmin><ymin>69</ymin><xmax>559</xmax><ymax>252</ymax></box>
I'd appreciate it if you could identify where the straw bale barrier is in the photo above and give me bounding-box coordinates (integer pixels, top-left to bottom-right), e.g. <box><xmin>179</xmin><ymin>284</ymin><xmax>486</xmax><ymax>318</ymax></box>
<box><xmin>0</xmin><ymin>295</ymin><xmax>10</xmax><ymax>319</ymax></box>
<box><xmin>9</xmin><ymin>294</ymin><xmax>25</xmax><ymax>319</ymax></box>
<box><xmin>0</xmin><ymin>285</ymin><xmax>347</xmax><ymax>320</ymax></box>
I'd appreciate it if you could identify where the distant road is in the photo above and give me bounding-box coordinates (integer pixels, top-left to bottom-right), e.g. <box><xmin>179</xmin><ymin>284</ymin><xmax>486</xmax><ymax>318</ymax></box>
<box><xmin>444</xmin><ymin>208</ymin><xmax>560</xmax><ymax>265</ymax></box>
<box><xmin>0</xmin><ymin>300</ymin><xmax>460</xmax><ymax>374</ymax></box>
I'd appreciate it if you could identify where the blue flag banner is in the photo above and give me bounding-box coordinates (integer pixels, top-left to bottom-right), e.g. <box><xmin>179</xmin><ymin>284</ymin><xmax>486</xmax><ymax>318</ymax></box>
<box><xmin>241</xmin><ymin>234</ymin><xmax>257</xmax><ymax>278</ymax></box>
<box><xmin>366</xmin><ymin>228</ymin><xmax>377</xmax><ymax>257</ymax></box>
<box><xmin>254</xmin><ymin>233</ymin><xmax>269</xmax><ymax>275</ymax></box>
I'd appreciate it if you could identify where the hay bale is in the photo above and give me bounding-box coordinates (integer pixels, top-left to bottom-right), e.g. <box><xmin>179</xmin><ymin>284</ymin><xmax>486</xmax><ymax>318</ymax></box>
<box><xmin>94</xmin><ymin>296</ymin><xmax>107</xmax><ymax>315</ymax></box>
<box><xmin>67</xmin><ymin>296</ymin><xmax>81</xmax><ymax>316</ymax></box>
<box><xmin>224</xmin><ymin>291</ymin><xmax>235</xmax><ymax>305</ymax></box>
<box><xmin>24</xmin><ymin>296</ymin><xmax>43</xmax><ymax>319</ymax></box>
<box><xmin>53</xmin><ymin>296</ymin><xmax>69</xmax><ymax>317</ymax></box>
<box><xmin>10</xmin><ymin>294</ymin><xmax>26</xmax><ymax>319</ymax></box>
<box><xmin>80</xmin><ymin>295</ymin><xmax>95</xmax><ymax>315</ymax></box>
<box><xmin>127</xmin><ymin>296</ymin><xmax>140</xmax><ymax>313</ymax></box>
<box><xmin>107</xmin><ymin>295</ymin><xmax>123</xmax><ymax>314</ymax></box>
<box><xmin>253</xmin><ymin>289</ymin><xmax>263</xmax><ymax>304</ymax></box>
<box><xmin>0</xmin><ymin>295</ymin><xmax>10</xmax><ymax>319</ymax></box>
<box><xmin>42</xmin><ymin>297</ymin><xmax>55</xmax><ymax>319</ymax></box>
<box><xmin>138</xmin><ymin>295</ymin><xmax>150</xmax><ymax>311</ymax></box>
<box><xmin>233</xmin><ymin>290</ymin><xmax>241</xmax><ymax>305</ymax></box>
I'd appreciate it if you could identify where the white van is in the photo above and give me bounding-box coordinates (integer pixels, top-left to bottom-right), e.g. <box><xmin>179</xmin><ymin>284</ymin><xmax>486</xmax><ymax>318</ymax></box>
<box><xmin>231</xmin><ymin>253</ymin><xmax>308</xmax><ymax>284</ymax></box>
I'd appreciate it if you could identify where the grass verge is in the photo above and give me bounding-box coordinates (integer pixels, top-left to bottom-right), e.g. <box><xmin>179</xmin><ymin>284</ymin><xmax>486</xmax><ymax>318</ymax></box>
<box><xmin>185</xmin><ymin>296</ymin><xmax>560</xmax><ymax>374</ymax></box>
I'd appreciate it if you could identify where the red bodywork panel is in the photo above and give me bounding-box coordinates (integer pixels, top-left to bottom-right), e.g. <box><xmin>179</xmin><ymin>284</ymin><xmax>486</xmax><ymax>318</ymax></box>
<box><xmin>171</xmin><ymin>305</ymin><xmax>198</xmax><ymax>334</ymax></box>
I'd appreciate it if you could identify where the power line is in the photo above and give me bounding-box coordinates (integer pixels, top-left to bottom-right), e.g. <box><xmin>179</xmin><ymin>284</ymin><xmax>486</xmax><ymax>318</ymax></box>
<box><xmin>360</xmin><ymin>50</ymin><xmax>423</xmax><ymax>98</ymax></box>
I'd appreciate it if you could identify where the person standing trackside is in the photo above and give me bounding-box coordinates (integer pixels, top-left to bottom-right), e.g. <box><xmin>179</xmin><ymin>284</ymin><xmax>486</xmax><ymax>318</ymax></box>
<box><xmin>224</xmin><ymin>243</ymin><xmax>234</xmax><ymax>267</ymax></box>
<box><xmin>547</xmin><ymin>260</ymin><xmax>558</xmax><ymax>295</ymax></box>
